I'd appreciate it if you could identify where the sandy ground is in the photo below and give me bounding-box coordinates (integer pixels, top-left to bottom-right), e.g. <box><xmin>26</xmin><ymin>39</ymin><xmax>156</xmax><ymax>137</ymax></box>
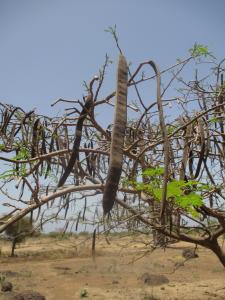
<box><xmin>0</xmin><ymin>234</ymin><xmax>225</xmax><ymax>300</ymax></box>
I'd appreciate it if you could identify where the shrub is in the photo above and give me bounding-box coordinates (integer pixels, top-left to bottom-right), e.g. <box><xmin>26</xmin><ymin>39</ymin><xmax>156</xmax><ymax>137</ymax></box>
<box><xmin>4</xmin><ymin>217</ymin><xmax>34</xmax><ymax>256</ymax></box>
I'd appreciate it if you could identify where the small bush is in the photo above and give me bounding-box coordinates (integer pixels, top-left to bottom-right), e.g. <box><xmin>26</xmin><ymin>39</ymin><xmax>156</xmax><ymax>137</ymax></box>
<box><xmin>80</xmin><ymin>288</ymin><xmax>88</xmax><ymax>298</ymax></box>
<box><xmin>4</xmin><ymin>217</ymin><xmax>35</xmax><ymax>256</ymax></box>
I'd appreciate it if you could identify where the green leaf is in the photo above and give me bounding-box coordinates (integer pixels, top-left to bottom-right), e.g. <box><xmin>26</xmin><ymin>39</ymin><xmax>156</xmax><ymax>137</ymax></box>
<box><xmin>0</xmin><ymin>169</ymin><xmax>16</xmax><ymax>180</ymax></box>
<box><xmin>175</xmin><ymin>193</ymin><xmax>203</xmax><ymax>210</ymax></box>
<box><xmin>135</xmin><ymin>182</ymin><xmax>147</xmax><ymax>191</ymax></box>
<box><xmin>12</xmin><ymin>147</ymin><xmax>30</xmax><ymax>160</ymax></box>
<box><xmin>209</xmin><ymin>117</ymin><xmax>219</xmax><ymax>123</ymax></box>
<box><xmin>152</xmin><ymin>188</ymin><xmax>162</xmax><ymax>201</ymax></box>
<box><xmin>127</xmin><ymin>173</ymin><xmax>205</xmax><ymax>217</ymax></box>
<box><xmin>188</xmin><ymin>208</ymin><xmax>200</xmax><ymax>218</ymax></box>
<box><xmin>0</xmin><ymin>144</ymin><xmax>5</xmax><ymax>151</ymax></box>
<box><xmin>142</xmin><ymin>167</ymin><xmax>164</xmax><ymax>177</ymax></box>
<box><xmin>189</xmin><ymin>43</ymin><xmax>211</xmax><ymax>58</ymax></box>
<box><xmin>167</xmin><ymin>181</ymin><xmax>184</xmax><ymax>198</ymax></box>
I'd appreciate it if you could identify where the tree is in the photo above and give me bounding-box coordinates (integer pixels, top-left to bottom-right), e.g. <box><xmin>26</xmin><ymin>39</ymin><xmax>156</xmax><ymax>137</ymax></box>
<box><xmin>4</xmin><ymin>217</ymin><xmax>34</xmax><ymax>257</ymax></box>
<box><xmin>0</xmin><ymin>32</ymin><xmax>224</xmax><ymax>266</ymax></box>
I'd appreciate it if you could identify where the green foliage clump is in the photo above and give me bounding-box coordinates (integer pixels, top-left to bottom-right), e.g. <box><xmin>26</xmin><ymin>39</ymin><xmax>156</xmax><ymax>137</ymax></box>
<box><xmin>189</xmin><ymin>43</ymin><xmax>211</xmax><ymax>58</ymax></box>
<box><xmin>0</xmin><ymin>145</ymin><xmax>30</xmax><ymax>180</ymax></box>
<box><xmin>0</xmin><ymin>144</ymin><xmax>5</xmax><ymax>151</ymax></box>
<box><xmin>12</xmin><ymin>146</ymin><xmax>30</xmax><ymax>161</ymax></box>
<box><xmin>0</xmin><ymin>145</ymin><xmax>32</xmax><ymax>180</ymax></box>
<box><xmin>124</xmin><ymin>167</ymin><xmax>211</xmax><ymax>217</ymax></box>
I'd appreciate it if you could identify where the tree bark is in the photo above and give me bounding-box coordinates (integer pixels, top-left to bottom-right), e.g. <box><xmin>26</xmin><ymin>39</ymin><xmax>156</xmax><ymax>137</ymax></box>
<box><xmin>11</xmin><ymin>239</ymin><xmax>16</xmax><ymax>257</ymax></box>
<box><xmin>209</xmin><ymin>240</ymin><xmax>225</xmax><ymax>268</ymax></box>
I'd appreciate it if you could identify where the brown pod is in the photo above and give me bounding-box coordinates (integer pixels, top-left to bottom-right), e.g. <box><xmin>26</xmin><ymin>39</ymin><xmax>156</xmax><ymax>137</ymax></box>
<box><xmin>102</xmin><ymin>55</ymin><xmax>128</xmax><ymax>214</ymax></box>
<box><xmin>57</xmin><ymin>94</ymin><xmax>93</xmax><ymax>187</ymax></box>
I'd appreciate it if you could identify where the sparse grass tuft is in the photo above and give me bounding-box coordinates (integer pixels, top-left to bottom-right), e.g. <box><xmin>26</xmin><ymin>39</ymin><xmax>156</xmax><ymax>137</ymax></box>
<box><xmin>80</xmin><ymin>288</ymin><xmax>88</xmax><ymax>298</ymax></box>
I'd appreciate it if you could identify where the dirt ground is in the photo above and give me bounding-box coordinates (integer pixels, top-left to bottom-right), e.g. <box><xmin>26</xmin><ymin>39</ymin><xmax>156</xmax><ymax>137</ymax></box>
<box><xmin>0</xmin><ymin>234</ymin><xmax>225</xmax><ymax>300</ymax></box>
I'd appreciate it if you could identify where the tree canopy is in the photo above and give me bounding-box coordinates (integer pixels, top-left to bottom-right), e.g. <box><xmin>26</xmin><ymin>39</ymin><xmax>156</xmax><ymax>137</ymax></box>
<box><xmin>0</xmin><ymin>40</ymin><xmax>224</xmax><ymax>266</ymax></box>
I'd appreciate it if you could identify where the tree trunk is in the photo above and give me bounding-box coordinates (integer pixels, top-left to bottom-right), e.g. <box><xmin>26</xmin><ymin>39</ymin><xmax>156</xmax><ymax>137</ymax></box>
<box><xmin>153</xmin><ymin>229</ymin><xmax>167</xmax><ymax>247</ymax></box>
<box><xmin>209</xmin><ymin>240</ymin><xmax>225</xmax><ymax>268</ymax></box>
<box><xmin>11</xmin><ymin>239</ymin><xmax>16</xmax><ymax>257</ymax></box>
<box><xmin>148</xmin><ymin>200</ymin><xmax>167</xmax><ymax>247</ymax></box>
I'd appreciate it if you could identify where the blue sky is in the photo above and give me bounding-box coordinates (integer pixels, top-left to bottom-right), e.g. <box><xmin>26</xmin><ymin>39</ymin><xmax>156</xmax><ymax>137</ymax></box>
<box><xmin>0</xmin><ymin>0</ymin><xmax>224</xmax><ymax>117</ymax></box>
<box><xmin>0</xmin><ymin>0</ymin><xmax>224</xmax><ymax>232</ymax></box>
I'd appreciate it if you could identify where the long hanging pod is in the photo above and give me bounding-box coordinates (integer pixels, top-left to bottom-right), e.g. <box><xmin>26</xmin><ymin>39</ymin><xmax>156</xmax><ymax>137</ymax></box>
<box><xmin>57</xmin><ymin>93</ymin><xmax>93</xmax><ymax>188</ymax></box>
<box><xmin>102</xmin><ymin>55</ymin><xmax>128</xmax><ymax>214</ymax></box>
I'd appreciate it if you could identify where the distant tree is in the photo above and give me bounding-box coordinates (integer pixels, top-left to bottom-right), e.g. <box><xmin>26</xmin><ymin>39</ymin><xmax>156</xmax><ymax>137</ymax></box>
<box><xmin>4</xmin><ymin>217</ymin><xmax>34</xmax><ymax>257</ymax></box>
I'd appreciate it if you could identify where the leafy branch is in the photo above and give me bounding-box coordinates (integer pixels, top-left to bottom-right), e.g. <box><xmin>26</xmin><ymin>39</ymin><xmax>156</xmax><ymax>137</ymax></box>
<box><xmin>124</xmin><ymin>167</ymin><xmax>212</xmax><ymax>217</ymax></box>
